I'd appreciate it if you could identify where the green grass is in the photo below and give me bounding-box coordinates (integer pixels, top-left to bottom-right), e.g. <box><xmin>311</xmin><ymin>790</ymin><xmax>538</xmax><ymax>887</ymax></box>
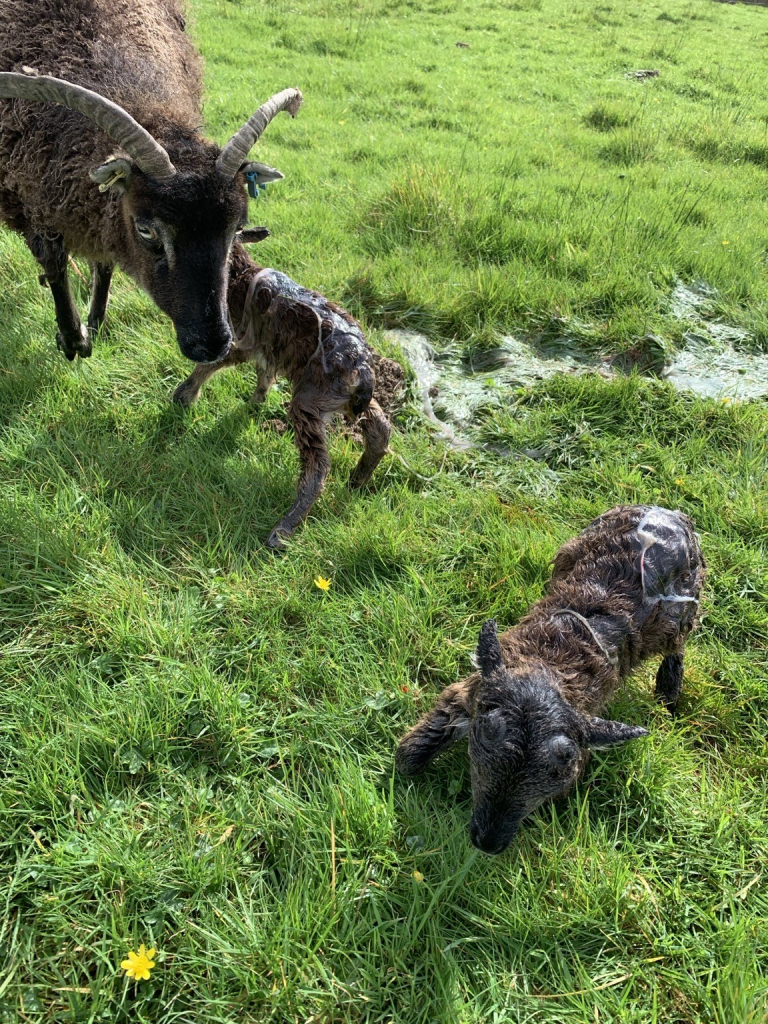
<box><xmin>198</xmin><ymin>0</ymin><xmax>768</xmax><ymax>352</ymax></box>
<box><xmin>1</xmin><ymin>0</ymin><xmax>768</xmax><ymax>1021</ymax></box>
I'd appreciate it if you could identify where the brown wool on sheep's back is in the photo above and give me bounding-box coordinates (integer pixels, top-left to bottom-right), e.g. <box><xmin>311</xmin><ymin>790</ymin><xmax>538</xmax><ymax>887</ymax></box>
<box><xmin>0</xmin><ymin>0</ymin><xmax>299</xmax><ymax>364</ymax></box>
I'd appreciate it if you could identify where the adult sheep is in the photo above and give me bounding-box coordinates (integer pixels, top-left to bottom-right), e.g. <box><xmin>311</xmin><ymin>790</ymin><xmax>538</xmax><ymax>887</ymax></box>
<box><xmin>0</xmin><ymin>0</ymin><xmax>301</xmax><ymax>363</ymax></box>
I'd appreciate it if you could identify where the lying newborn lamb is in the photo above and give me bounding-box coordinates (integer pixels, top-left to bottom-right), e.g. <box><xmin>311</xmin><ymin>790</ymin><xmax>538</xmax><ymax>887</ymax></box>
<box><xmin>396</xmin><ymin>505</ymin><xmax>706</xmax><ymax>854</ymax></box>
<box><xmin>173</xmin><ymin>238</ymin><xmax>391</xmax><ymax>548</ymax></box>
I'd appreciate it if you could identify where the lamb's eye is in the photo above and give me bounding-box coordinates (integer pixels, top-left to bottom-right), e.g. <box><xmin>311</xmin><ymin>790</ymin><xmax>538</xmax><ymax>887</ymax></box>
<box><xmin>135</xmin><ymin>222</ymin><xmax>158</xmax><ymax>242</ymax></box>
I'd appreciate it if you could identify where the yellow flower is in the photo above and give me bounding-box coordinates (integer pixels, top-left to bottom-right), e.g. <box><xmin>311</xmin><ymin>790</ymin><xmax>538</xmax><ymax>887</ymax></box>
<box><xmin>675</xmin><ymin>478</ymin><xmax>684</xmax><ymax>486</ymax></box>
<box><xmin>314</xmin><ymin>576</ymin><xmax>331</xmax><ymax>592</ymax></box>
<box><xmin>120</xmin><ymin>945</ymin><xmax>156</xmax><ymax>982</ymax></box>
<box><xmin>722</xmin><ymin>240</ymin><xmax>729</xmax><ymax>245</ymax></box>
<box><xmin>413</xmin><ymin>870</ymin><xmax>424</xmax><ymax>883</ymax></box>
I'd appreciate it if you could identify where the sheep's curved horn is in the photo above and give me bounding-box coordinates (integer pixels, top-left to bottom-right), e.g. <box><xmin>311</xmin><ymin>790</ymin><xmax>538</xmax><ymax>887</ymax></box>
<box><xmin>0</xmin><ymin>71</ymin><xmax>176</xmax><ymax>181</ymax></box>
<box><xmin>216</xmin><ymin>87</ymin><xmax>302</xmax><ymax>180</ymax></box>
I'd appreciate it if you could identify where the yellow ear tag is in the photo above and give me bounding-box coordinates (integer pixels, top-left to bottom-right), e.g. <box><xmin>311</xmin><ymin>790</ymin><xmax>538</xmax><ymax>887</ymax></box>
<box><xmin>98</xmin><ymin>170</ymin><xmax>126</xmax><ymax>193</ymax></box>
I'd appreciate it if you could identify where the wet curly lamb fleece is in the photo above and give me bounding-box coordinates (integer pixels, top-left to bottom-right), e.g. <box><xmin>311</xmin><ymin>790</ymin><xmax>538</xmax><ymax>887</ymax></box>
<box><xmin>173</xmin><ymin>243</ymin><xmax>394</xmax><ymax>548</ymax></box>
<box><xmin>396</xmin><ymin>505</ymin><xmax>706</xmax><ymax>854</ymax></box>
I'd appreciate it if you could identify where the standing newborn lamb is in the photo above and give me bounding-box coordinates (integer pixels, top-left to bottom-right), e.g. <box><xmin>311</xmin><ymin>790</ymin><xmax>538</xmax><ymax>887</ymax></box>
<box><xmin>396</xmin><ymin>505</ymin><xmax>706</xmax><ymax>854</ymax></box>
<box><xmin>173</xmin><ymin>241</ymin><xmax>391</xmax><ymax>547</ymax></box>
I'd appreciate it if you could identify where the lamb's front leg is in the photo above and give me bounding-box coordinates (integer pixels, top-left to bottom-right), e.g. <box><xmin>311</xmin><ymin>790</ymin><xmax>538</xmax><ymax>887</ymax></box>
<box><xmin>266</xmin><ymin>396</ymin><xmax>330</xmax><ymax>549</ymax></box>
<box><xmin>396</xmin><ymin>680</ymin><xmax>473</xmax><ymax>776</ymax></box>
<box><xmin>172</xmin><ymin>348</ymin><xmax>249</xmax><ymax>407</ymax></box>
<box><xmin>251</xmin><ymin>366</ymin><xmax>277</xmax><ymax>407</ymax></box>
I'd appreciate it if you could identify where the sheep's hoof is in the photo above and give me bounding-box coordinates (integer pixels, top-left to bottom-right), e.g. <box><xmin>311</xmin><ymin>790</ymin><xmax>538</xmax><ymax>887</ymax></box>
<box><xmin>86</xmin><ymin>318</ymin><xmax>107</xmax><ymax>340</ymax></box>
<box><xmin>172</xmin><ymin>379</ymin><xmax>200</xmax><ymax>407</ymax></box>
<box><xmin>56</xmin><ymin>325</ymin><xmax>91</xmax><ymax>361</ymax></box>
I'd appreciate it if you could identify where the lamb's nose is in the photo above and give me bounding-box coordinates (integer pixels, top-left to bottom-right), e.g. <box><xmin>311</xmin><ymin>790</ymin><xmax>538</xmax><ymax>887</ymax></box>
<box><xmin>469</xmin><ymin>820</ymin><xmax>509</xmax><ymax>856</ymax></box>
<box><xmin>468</xmin><ymin>819</ymin><xmax>518</xmax><ymax>851</ymax></box>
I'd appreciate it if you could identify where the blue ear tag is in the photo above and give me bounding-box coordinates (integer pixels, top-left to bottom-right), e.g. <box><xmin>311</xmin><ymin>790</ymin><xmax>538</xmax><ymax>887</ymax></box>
<box><xmin>245</xmin><ymin>171</ymin><xmax>268</xmax><ymax>200</ymax></box>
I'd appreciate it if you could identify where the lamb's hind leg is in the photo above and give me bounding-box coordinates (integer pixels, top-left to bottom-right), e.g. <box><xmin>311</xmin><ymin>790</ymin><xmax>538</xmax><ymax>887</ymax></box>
<box><xmin>655</xmin><ymin>650</ymin><xmax>685</xmax><ymax>715</ymax></box>
<box><xmin>266</xmin><ymin>397</ymin><xmax>330</xmax><ymax>549</ymax></box>
<box><xmin>349</xmin><ymin>398</ymin><xmax>390</xmax><ymax>489</ymax></box>
<box><xmin>29</xmin><ymin>232</ymin><xmax>90</xmax><ymax>360</ymax></box>
<box><xmin>172</xmin><ymin>348</ymin><xmax>249</xmax><ymax>407</ymax></box>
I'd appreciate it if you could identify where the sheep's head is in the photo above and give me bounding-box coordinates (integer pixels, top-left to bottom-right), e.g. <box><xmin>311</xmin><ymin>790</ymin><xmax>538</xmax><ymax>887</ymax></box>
<box><xmin>92</xmin><ymin>157</ymin><xmax>251</xmax><ymax>362</ymax></box>
<box><xmin>0</xmin><ymin>71</ymin><xmax>300</xmax><ymax>363</ymax></box>
<box><xmin>467</xmin><ymin>620</ymin><xmax>648</xmax><ymax>855</ymax></box>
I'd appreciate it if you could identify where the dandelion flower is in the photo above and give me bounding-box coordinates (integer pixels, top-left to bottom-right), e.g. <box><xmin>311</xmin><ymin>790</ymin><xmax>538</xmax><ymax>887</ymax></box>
<box><xmin>121</xmin><ymin>945</ymin><xmax>156</xmax><ymax>982</ymax></box>
<box><xmin>413</xmin><ymin>870</ymin><xmax>424</xmax><ymax>883</ymax></box>
<box><xmin>675</xmin><ymin>478</ymin><xmax>684</xmax><ymax>486</ymax></box>
<box><xmin>722</xmin><ymin>240</ymin><xmax>729</xmax><ymax>245</ymax></box>
<box><xmin>314</xmin><ymin>576</ymin><xmax>331</xmax><ymax>592</ymax></box>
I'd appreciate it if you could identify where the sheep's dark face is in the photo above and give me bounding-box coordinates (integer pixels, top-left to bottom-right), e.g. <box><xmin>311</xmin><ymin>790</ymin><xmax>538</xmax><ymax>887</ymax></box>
<box><xmin>117</xmin><ymin>165</ymin><xmax>249</xmax><ymax>363</ymax></box>
<box><xmin>467</xmin><ymin>621</ymin><xmax>648</xmax><ymax>855</ymax></box>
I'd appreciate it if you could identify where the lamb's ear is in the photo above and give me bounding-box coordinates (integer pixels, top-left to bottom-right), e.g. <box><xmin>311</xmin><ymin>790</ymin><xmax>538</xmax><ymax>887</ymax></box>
<box><xmin>476</xmin><ymin>619</ymin><xmax>504</xmax><ymax>677</ymax></box>
<box><xmin>241</xmin><ymin>160</ymin><xmax>284</xmax><ymax>184</ymax></box>
<box><xmin>90</xmin><ymin>156</ymin><xmax>133</xmax><ymax>193</ymax></box>
<box><xmin>585</xmin><ymin>717</ymin><xmax>649</xmax><ymax>749</ymax></box>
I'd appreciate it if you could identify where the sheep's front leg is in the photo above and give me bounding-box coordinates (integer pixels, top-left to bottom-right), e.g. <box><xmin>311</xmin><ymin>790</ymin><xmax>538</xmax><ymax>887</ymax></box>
<box><xmin>29</xmin><ymin>232</ymin><xmax>91</xmax><ymax>360</ymax></box>
<box><xmin>349</xmin><ymin>399</ymin><xmax>391</xmax><ymax>489</ymax></box>
<box><xmin>266</xmin><ymin>398</ymin><xmax>330</xmax><ymax>549</ymax></box>
<box><xmin>396</xmin><ymin>680</ymin><xmax>472</xmax><ymax>776</ymax></box>
<box><xmin>655</xmin><ymin>651</ymin><xmax>684</xmax><ymax>715</ymax></box>
<box><xmin>87</xmin><ymin>263</ymin><xmax>113</xmax><ymax>338</ymax></box>
<box><xmin>172</xmin><ymin>348</ymin><xmax>249</xmax><ymax>407</ymax></box>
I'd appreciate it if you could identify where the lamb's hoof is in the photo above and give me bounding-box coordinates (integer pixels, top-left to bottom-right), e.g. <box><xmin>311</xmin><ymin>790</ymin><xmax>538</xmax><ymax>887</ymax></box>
<box><xmin>56</xmin><ymin>325</ymin><xmax>91</xmax><ymax>361</ymax></box>
<box><xmin>172</xmin><ymin>379</ymin><xmax>200</xmax><ymax>407</ymax></box>
<box><xmin>394</xmin><ymin>742</ymin><xmax>427</xmax><ymax>777</ymax></box>
<box><xmin>656</xmin><ymin>695</ymin><xmax>680</xmax><ymax>717</ymax></box>
<box><xmin>266</xmin><ymin>526</ymin><xmax>291</xmax><ymax>550</ymax></box>
<box><xmin>349</xmin><ymin>467</ymin><xmax>374</xmax><ymax>490</ymax></box>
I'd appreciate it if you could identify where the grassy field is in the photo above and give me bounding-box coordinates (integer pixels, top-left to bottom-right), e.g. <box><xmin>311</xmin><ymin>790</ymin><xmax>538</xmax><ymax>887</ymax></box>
<box><xmin>1</xmin><ymin>0</ymin><xmax>767</xmax><ymax>1021</ymax></box>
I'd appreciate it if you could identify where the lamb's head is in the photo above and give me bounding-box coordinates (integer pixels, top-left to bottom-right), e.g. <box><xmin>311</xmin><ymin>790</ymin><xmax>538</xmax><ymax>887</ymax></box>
<box><xmin>0</xmin><ymin>72</ymin><xmax>300</xmax><ymax>363</ymax></box>
<box><xmin>467</xmin><ymin>620</ymin><xmax>648</xmax><ymax>855</ymax></box>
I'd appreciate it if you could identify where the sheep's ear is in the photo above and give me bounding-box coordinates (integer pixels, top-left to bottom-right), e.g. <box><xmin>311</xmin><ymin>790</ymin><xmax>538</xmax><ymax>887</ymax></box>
<box><xmin>90</xmin><ymin>156</ymin><xmax>133</xmax><ymax>193</ymax></box>
<box><xmin>477</xmin><ymin>619</ymin><xmax>504</xmax><ymax>677</ymax></box>
<box><xmin>585</xmin><ymin>717</ymin><xmax>649</xmax><ymax>749</ymax></box>
<box><xmin>238</xmin><ymin>227</ymin><xmax>271</xmax><ymax>244</ymax></box>
<box><xmin>241</xmin><ymin>160</ymin><xmax>284</xmax><ymax>184</ymax></box>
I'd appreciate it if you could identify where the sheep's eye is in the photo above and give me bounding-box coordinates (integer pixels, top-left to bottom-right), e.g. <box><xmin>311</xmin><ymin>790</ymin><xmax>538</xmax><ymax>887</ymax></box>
<box><xmin>135</xmin><ymin>222</ymin><xmax>158</xmax><ymax>242</ymax></box>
